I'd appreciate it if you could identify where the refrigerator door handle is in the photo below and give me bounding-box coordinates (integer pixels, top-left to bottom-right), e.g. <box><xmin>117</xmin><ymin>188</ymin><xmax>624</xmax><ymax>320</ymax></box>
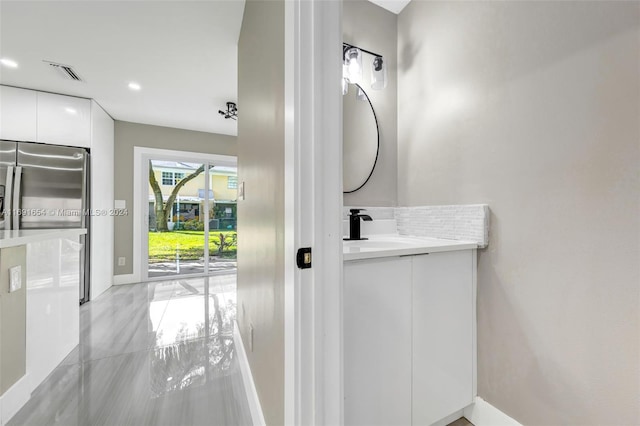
<box><xmin>12</xmin><ymin>166</ymin><xmax>22</xmax><ymax>231</ymax></box>
<box><xmin>5</xmin><ymin>166</ymin><xmax>13</xmax><ymax>231</ymax></box>
<box><xmin>81</xmin><ymin>152</ymin><xmax>89</xmax><ymax>228</ymax></box>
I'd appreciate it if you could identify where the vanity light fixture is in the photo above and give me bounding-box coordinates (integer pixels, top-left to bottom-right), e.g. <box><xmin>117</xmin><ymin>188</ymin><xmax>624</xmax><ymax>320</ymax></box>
<box><xmin>343</xmin><ymin>43</ymin><xmax>387</xmax><ymax>93</ymax></box>
<box><xmin>342</xmin><ymin>70</ymin><xmax>349</xmax><ymax>95</ymax></box>
<box><xmin>371</xmin><ymin>55</ymin><xmax>387</xmax><ymax>90</ymax></box>
<box><xmin>344</xmin><ymin>46</ymin><xmax>363</xmax><ymax>85</ymax></box>
<box><xmin>219</xmin><ymin>102</ymin><xmax>238</xmax><ymax>120</ymax></box>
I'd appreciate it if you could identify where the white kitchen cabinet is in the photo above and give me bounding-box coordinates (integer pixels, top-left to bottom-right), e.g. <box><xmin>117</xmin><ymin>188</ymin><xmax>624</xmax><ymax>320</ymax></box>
<box><xmin>344</xmin><ymin>256</ymin><xmax>412</xmax><ymax>426</ymax></box>
<box><xmin>412</xmin><ymin>250</ymin><xmax>475</xmax><ymax>425</ymax></box>
<box><xmin>0</xmin><ymin>86</ymin><xmax>37</xmax><ymax>141</ymax></box>
<box><xmin>344</xmin><ymin>249</ymin><xmax>476</xmax><ymax>426</ymax></box>
<box><xmin>36</xmin><ymin>92</ymin><xmax>91</xmax><ymax>148</ymax></box>
<box><xmin>26</xmin><ymin>236</ymin><xmax>80</xmax><ymax>393</ymax></box>
<box><xmin>0</xmin><ymin>86</ymin><xmax>114</xmax><ymax>303</ymax></box>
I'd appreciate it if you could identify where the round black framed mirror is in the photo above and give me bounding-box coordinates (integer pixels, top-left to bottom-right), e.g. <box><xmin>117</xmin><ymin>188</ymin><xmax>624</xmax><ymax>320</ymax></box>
<box><xmin>343</xmin><ymin>84</ymin><xmax>379</xmax><ymax>193</ymax></box>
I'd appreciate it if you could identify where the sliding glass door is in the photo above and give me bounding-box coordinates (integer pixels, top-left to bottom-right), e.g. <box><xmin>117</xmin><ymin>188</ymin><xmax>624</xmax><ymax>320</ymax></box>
<box><xmin>146</xmin><ymin>158</ymin><xmax>237</xmax><ymax>279</ymax></box>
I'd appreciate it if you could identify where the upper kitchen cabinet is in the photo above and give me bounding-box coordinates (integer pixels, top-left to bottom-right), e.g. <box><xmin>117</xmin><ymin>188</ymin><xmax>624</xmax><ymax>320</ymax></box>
<box><xmin>36</xmin><ymin>92</ymin><xmax>91</xmax><ymax>148</ymax></box>
<box><xmin>0</xmin><ymin>86</ymin><xmax>37</xmax><ymax>142</ymax></box>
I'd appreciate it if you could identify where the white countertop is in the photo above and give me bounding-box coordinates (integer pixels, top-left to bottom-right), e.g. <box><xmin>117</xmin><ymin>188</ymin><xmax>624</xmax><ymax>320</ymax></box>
<box><xmin>343</xmin><ymin>234</ymin><xmax>477</xmax><ymax>261</ymax></box>
<box><xmin>0</xmin><ymin>228</ymin><xmax>87</xmax><ymax>248</ymax></box>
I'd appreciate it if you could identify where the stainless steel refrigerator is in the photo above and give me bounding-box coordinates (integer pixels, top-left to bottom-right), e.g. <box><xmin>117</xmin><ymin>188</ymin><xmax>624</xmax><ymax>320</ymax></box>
<box><xmin>0</xmin><ymin>140</ymin><xmax>90</xmax><ymax>303</ymax></box>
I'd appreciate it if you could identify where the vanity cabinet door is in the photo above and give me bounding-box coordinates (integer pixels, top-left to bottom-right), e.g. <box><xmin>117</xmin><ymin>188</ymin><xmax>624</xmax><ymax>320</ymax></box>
<box><xmin>412</xmin><ymin>250</ymin><xmax>474</xmax><ymax>425</ymax></box>
<box><xmin>344</xmin><ymin>257</ymin><xmax>412</xmax><ymax>426</ymax></box>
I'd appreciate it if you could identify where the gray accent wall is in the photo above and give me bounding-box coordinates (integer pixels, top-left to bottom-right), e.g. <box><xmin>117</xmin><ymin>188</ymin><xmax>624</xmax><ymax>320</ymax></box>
<box><xmin>113</xmin><ymin>121</ymin><xmax>236</xmax><ymax>276</ymax></box>
<box><xmin>237</xmin><ymin>1</ymin><xmax>285</xmax><ymax>425</ymax></box>
<box><xmin>398</xmin><ymin>2</ymin><xmax>640</xmax><ymax>424</ymax></box>
<box><xmin>343</xmin><ymin>0</ymin><xmax>398</xmax><ymax>207</ymax></box>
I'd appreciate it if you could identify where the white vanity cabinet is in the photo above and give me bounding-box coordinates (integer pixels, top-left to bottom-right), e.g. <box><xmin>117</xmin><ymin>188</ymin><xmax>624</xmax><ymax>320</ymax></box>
<box><xmin>344</xmin><ymin>256</ymin><xmax>413</xmax><ymax>426</ymax></box>
<box><xmin>344</xmin><ymin>248</ymin><xmax>476</xmax><ymax>426</ymax></box>
<box><xmin>412</xmin><ymin>250</ymin><xmax>475</xmax><ymax>425</ymax></box>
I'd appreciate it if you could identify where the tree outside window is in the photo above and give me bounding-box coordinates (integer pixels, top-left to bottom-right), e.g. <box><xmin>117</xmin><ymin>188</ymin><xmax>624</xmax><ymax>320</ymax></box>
<box><xmin>150</xmin><ymin>164</ymin><xmax>204</xmax><ymax>232</ymax></box>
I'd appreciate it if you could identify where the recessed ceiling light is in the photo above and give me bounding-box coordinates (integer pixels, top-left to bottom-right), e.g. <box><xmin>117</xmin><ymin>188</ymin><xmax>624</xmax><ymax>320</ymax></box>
<box><xmin>0</xmin><ymin>58</ymin><xmax>18</xmax><ymax>68</ymax></box>
<box><xmin>128</xmin><ymin>82</ymin><xmax>141</xmax><ymax>91</ymax></box>
<box><xmin>65</xmin><ymin>107</ymin><xmax>77</xmax><ymax>115</ymax></box>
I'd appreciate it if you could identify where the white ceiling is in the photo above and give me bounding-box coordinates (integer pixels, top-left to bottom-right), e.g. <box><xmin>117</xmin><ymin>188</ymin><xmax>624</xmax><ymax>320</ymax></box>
<box><xmin>367</xmin><ymin>0</ymin><xmax>412</xmax><ymax>15</ymax></box>
<box><xmin>0</xmin><ymin>0</ymin><xmax>408</xmax><ymax>137</ymax></box>
<box><xmin>0</xmin><ymin>0</ymin><xmax>245</xmax><ymax>136</ymax></box>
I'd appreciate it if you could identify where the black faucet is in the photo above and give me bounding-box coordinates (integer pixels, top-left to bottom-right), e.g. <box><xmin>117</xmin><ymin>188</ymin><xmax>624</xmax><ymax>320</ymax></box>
<box><xmin>344</xmin><ymin>208</ymin><xmax>373</xmax><ymax>241</ymax></box>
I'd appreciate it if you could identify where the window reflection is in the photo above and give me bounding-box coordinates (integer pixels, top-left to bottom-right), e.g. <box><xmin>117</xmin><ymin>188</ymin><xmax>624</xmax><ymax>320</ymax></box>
<box><xmin>147</xmin><ymin>278</ymin><xmax>237</xmax><ymax>396</ymax></box>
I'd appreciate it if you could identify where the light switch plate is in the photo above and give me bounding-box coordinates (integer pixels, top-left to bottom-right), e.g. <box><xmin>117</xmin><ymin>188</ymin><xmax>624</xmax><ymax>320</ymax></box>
<box><xmin>114</xmin><ymin>199</ymin><xmax>126</xmax><ymax>209</ymax></box>
<box><xmin>9</xmin><ymin>265</ymin><xmax>21</xmax><ymax>292</ymax></box>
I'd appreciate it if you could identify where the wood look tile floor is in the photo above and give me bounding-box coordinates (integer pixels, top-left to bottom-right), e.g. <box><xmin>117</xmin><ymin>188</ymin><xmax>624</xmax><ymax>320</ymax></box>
<box><xmin>9</xmin><ymin>276</ymin><xmax>252</xmax><ymax>426</ymax></box>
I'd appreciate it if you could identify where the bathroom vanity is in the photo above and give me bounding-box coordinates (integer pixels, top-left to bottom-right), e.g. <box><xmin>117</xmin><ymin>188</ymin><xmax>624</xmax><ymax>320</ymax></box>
<box><xmin>343</xmin><ymin>236</ymin><xmax>477</xmax><ymax>426</ymax></box>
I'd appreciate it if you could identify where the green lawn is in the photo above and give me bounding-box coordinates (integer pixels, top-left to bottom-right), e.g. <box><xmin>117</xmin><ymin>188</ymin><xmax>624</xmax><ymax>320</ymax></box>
<box><xmin>148</xmin><ymin>230</ymin><xmax>237</xmax><ymax>263</ymax></box>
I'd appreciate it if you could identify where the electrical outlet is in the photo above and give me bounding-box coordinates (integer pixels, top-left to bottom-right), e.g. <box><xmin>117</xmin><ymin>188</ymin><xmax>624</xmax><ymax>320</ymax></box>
<box><xmin>118</xmin><ymin>257</ymin><xmax>126</xmax><ymax>266</ymax></box>
<box><xmin>249</xmin><ymin>323</ymin><xmax>254</xmax><ymax>352</ymax></box>
<box><xmin>9</xmin><ymin>265</ymin><xmax>21</xmax><ymax>292</ymax></box>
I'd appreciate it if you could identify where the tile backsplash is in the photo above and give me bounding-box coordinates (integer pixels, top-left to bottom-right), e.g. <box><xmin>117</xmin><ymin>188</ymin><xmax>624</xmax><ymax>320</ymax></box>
<box><xmin>395</xmin><ymin>205</ymin><xmax>489</xmax><ymax>248</ymax></box>
<box><xmin>344</xmin><ymin>204</ymin><xmax>490</xmax><ymax>247</ymax></box>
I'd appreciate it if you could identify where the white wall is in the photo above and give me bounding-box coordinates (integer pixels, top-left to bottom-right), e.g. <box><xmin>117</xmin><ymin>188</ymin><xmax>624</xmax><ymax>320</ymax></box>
<box><xmin>398</xmin><ymin>2</ymin><xmax>640</xmax><ymax>424</ymax></box>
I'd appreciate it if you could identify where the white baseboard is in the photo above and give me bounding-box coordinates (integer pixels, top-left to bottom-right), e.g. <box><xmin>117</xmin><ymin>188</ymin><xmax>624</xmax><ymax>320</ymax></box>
<box><xmin>0</xmin><ymin>374</ymin><xmax>31</xmax><ymax>426</ymax></box>
<box><xmin>463</xmin><ymin>397</ymin><xmax>522</xmax><ymax>426</ymax></box>
<box><xmin>112</xmin><ymin>273</ymin><xmax>137</xmax><ymax>285</ymax></box>
<box><xmin>234</xmin><ymin>320</ymin><xmax>266</xmax><ymax>426</ymax></box>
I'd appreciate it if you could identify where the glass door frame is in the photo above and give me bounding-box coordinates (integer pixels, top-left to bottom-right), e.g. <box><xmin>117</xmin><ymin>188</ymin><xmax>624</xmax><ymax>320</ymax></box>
<box><xmin>136</xmin><ymin>147</ymin><xmax>237</xmax><ymax>283</ymax></box>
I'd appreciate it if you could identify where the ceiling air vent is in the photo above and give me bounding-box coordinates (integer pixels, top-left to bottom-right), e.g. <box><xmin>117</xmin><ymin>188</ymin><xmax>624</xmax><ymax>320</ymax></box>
<box><xmin>44</xmin><ymin>61</ymin><xmax>84</xmax><ymax>82</ymax></box>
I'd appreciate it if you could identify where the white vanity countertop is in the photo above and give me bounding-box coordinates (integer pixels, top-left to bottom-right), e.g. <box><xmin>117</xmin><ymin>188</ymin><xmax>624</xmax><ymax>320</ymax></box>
<box><xmin>0</xmin><ymin>228</ymin><xmax>87</xmax><ymax>248</ymax></box>
<box><xmin>343</xmin><ymin>234</ymin><xmax>477</xmax><ymax>261</ymax></box>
